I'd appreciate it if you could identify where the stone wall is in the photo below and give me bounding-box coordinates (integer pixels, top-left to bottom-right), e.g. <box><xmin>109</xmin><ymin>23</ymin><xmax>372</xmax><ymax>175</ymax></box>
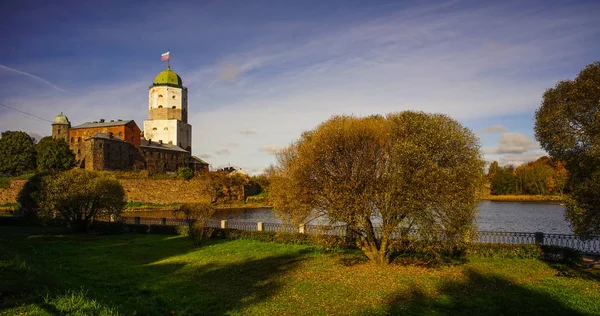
<box><xmin>0</xmin><ymin>180</ymin><xmax>26</xmax><ymax>205</ymax></box>
<box><xmin>0</xmin><ymin>178</ymin><xmax>211</xmax><ymax>205</ymax></box>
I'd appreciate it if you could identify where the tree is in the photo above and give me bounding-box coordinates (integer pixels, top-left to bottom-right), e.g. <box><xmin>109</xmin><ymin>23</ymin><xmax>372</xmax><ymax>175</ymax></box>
<box><xmin>35</xmin><ymin>136</ymin><xmax>75</xmax><ymax>172</ymax></box>
<box><xmin>177</xmin><ymin>167</ymin><xmax>194</xmax><ymax>180</ymax></box>
<box><xmin>270</xmin><ymin>112</ymin><xmax>485</xmax><ymax>264</ymax></box>
<box><xmin>20</xmin><ymin>170</ymin><xmax>126</xmax><ymax>232</ymax></box>
<box><xmin>535</xmin><ymin>61</ymin><xmax>600</xmax><ymax>235</ymax></box>
<box><xmin>173</xmin><ymin>202</ymin><xmax>215</xmax><ymax>246</ymax></box>
<box><xmin>0</xmin><ymin>131</ymin><xmax>36</xmax><ymax>176</ymax></box>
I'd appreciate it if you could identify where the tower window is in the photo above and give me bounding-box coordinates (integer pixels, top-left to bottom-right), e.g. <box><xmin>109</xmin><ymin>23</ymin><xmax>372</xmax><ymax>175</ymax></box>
<box><xmin>70</xmin><ymin>137</ymin><xmax>74</xmax><ymax>143</ymax></box>
<box><xmin>172</xmin><ymin>95</ymin><xmax>176</xmax><ymax>99</ymax></box>
<box><xmin>158</xmin><ymin>105</ymin><xmax>163</xmax><ymax>108</ymax></box>
<box><xmin>152</xmin><ymin>127</ymin><xmax>157</xmax><ymax>131</ymax></box>
<box><xmin>78</xmin><ymin>137</ymin><xmax>81</xmax><ymax>143</ymax></box>
<box><xmin>172</xmin><ymin>106</ymin><xmax>176</xmax><ymax>109</ymax></box>
<box><xmin>57</xmin><ymin>129</ymin><xmax>62</xmax><ymax>134</ymax></box>
<box><xmin>158</xmin><ymin>94</ymin><xmax>163</xmax><ymax>98</ymax></box>
<box><xmin>164</xmin><ymin>127</ymin><xmax>168</xmax><ymax>131</ymax></box>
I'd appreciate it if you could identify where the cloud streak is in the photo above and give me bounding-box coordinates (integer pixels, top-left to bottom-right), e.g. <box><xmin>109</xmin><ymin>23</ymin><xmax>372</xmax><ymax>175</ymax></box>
<box><xmin>0</xmin><ymin>64</ymin><xmax>67</xmax><ymax>93</ymax></box>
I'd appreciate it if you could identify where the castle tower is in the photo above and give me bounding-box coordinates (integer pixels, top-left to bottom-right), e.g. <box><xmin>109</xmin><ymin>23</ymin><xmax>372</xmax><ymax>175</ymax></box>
<box><xmin>51</xmin><ymin>112</ymin><xmax>70</xmax><ymax>142</ymax></box>
<box><xmin>143</xmin><ymin>65</ymin><xmax>192</xmax><ymax>151</ymax></box>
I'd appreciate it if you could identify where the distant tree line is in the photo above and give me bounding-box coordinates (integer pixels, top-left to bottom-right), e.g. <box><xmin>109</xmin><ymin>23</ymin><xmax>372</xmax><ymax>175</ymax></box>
<box><xmin>487</xmin><ymin>157</ymin><xmax>568</xmax><ymax>196</ymax></box>
<box><xmin>0</xmin><ymin>131</ymin><xmax>75</xmax><ymax>176</ymax></box>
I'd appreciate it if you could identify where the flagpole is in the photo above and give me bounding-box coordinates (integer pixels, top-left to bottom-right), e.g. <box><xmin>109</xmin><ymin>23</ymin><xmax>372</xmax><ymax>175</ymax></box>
<box><xmin>168</xmin><ymin>49</ymin><xmax>170</xmax><ymax>68</ymax></box>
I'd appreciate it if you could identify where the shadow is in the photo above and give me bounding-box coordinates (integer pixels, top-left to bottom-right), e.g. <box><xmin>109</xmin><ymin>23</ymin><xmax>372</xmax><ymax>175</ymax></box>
<box><xmin>543</xmin><ymin>256</ymin><xmax>600</xmax><ymax>283</ymax></box>
<box><xmin>387</xmin><ymin>268</ymin><xmax>587</xmax><ymax>315</ymax></box>
<box><xmin>0</xmin><ymin>226</ymin><xmax>309</xmax><ymax>315</ymax></box>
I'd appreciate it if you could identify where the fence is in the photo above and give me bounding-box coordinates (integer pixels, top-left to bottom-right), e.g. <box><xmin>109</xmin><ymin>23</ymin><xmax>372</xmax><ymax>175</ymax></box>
<box><xmin>118</xmin><ymin>216</ymin><xmax>600</xmax><ymax>255</ymax></box>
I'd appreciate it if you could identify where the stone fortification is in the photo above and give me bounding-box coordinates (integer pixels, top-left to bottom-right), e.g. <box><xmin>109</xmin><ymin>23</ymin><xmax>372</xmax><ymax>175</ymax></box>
<box><xmin>0</xmin><ymin>178</ymin><xmax>211</xmax><ymax>205</ymax></box>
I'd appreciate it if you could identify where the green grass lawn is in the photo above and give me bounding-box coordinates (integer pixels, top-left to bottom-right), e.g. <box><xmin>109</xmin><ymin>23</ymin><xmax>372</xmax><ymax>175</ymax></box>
<box><xmin>1</xmin><ymin>226</ymin><xmax>599</xmax><ymax>315</ymax></box>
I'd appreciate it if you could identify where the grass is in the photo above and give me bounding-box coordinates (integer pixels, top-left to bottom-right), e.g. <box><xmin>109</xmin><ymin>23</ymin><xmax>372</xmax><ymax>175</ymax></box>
<box><xmin>124</xmin><ymin>201</ymin><xmax>182</xmax><ymax>211</ymax></box>
<box><xmin>1</xmin><ymin>227</ymin><xmax>599</xmax><ymax>315</ymax></box>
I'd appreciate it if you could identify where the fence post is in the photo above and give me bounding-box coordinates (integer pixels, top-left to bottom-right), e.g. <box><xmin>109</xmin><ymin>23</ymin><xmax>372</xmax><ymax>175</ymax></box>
<box><xmin>535</xmin><ymin>232</ymin><xmax>544</xmax><ymax>245</ymax></box>
<box><xmin>299</xmin><ymin>224</ymin><xmax>306</xmax><ymax>234</ymax></box>
<box><xmin>221</xmin><ymin>220</ymin><xmax>228</xmax><ymax>229</ymax></box>
<box><xmin>257</xmin><ymin>222</ymin><xmax>264</xmax><ymax>231</ymax></box>
<box><xmin>109</xmin><ymin>214</ymin><xmax>115</xmax><ymax>222</ymax></box>
<box><xmin>134</xmin><ymin>216</ymin><xmax>140</xmax><ymax>225</ymax></box>
<box><xmin>161</xmin><ymin>217</ymin><xmax>167</xmax><ymax>225</ymax></box>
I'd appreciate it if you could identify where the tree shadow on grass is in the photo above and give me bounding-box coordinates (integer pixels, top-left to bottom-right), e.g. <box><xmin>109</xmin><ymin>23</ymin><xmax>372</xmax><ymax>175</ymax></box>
<box><xmin>1</xmin><ymin>228</ymin><xmax>311</xmax><ymax>315</ymax></box>
<box><xmin>134</xmin><ymin>249</ymin><xmax>309</xmax><ymax>315</ymax></box>
<box><xmin>387</xmin><ymin>268</ymin><xmax>587</xmax><ymax>316</ymax></box>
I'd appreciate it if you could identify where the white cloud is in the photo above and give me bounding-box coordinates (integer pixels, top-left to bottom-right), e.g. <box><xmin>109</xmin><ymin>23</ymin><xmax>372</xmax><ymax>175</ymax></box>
<box><xmin>482</xmin><ymin>125</ymin><xmax>509</xmax><ymax>133</ymax></box>
<box><xmin>215</xmin><ymin>149</ymin><xmax>231</xmax><ymax>155</ymax></box>
<box><xmin>484</xmin><ymin>132</ymin><xmax>539</xmax><ymax>154</ymax></box>
<box><xmin>495</xmin><ymin>152</ymin><xmax>547</xmax><ymax>167</ymax></box>
<box><xmin>217</xmin><ymin>63</ymin><xmax>243</xmax><ymax>82</ymax></box>
<box><xmin>259</xmin><ymin>144</ymin><xmax>282</xmax><ymax>156</ymax></box>
<box><xmin>240</xmin><ymin>129</ymin><xmax>258</xmax><ymax>135</ymax></box>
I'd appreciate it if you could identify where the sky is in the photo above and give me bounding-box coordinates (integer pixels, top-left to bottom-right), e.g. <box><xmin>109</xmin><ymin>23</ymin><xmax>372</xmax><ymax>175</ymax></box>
<box><xmin>1</xmin><ymin>0</ymin><xmax>599</xmax><ymax>174</ymax></box>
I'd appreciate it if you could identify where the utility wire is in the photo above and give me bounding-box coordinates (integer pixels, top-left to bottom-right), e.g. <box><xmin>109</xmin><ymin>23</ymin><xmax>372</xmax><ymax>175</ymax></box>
<box><xmin>0</xmin><ymin>102</ymin><xmax>53</xmax><ymax>123</ymax></box>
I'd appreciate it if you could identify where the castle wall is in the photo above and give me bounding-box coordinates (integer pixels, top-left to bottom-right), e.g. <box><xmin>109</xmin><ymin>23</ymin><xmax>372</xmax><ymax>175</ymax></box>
<box><xmin>69</xmin><ymin>121</ymin><xmax>141</xmax><ymax>147</ymax></box>
<box><xmin>0</xmin><ymin>179</ymin><xmax>211</xmax><ymax>205</ymax></box>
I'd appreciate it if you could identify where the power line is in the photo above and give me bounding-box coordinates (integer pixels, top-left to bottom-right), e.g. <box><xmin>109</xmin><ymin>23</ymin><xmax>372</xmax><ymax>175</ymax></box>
<box><xmin>0</xmin><ymin>102</ymin><xmax>53</xmax><ymax>123</ymax></box>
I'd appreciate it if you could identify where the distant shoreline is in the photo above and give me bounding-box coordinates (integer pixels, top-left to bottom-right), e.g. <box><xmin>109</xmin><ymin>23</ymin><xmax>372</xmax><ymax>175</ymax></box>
<box><xmin>481</xmin><ymin>195</ymin><xmax>564</xmax><ymax>203</ymax></box>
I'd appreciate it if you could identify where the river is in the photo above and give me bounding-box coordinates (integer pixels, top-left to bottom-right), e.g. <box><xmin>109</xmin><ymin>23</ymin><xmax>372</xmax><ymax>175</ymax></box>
<box><xmin>124</xmin><ymin>201</ymin><xmax>572</xmax><ymax>234</ymax></box>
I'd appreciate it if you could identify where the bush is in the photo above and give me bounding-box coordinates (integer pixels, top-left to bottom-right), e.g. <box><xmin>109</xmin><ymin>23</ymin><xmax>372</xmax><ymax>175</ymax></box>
<box><xmin>149</xmin><ymin>224</ymin><xmax>178</xmax><ymax>235</ymax></box>
<box><xmin>176</xmin><ymin>225</ymin><xmax>189</xmax><ymax>236</ymax></box>
<box><xmin>126</xmin><ymin>224</ymin><xmax>149</xmax><ymax>233</ymax></box>
<box><xmin>177</xmin><ymin>167</ymin><xmax>194</xmax><ymax>180</ymax></box>
<box><xmin>0</xmin><ymin>178</ymin><xmax>10</xmax><ymax>189</ymax></box>
<box><xmin>89</xmin><ymin>221</ymin><xmax>126</xmax><ymax>235</ymax></box>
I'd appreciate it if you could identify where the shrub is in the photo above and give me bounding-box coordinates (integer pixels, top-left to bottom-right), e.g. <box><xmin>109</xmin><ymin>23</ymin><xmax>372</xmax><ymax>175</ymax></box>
<box><xmin>176</xmin><ymin>225</ymin><xmax>190</xmax><ymax>236</ymax></box>
<box><xmin>177</xmin><ymin>167</ymin><xmax>194</xmax><ymax>180</ymax></box>
<box><xmin>126</xmin><ymin>224</ymin><xmax>149</xmax><ymax>233</ymax></box>
<box><xmin>149</xmin><ymin>224</ymin><xmax>178</xmax><ymax>235</ymax></box>
<box><xmin>89</xmin><ymin>221</ymin><xmax>126</xmax><ymax>235</ymax></box>
<box><xmin>174</xmin><ymin>202</ymin><xmax>215</xmax><ymax>246</ymax></box>
<box><xmin>0</xmin><ymin>178</ymin><xmax>10</xmax><ymax>189</ymax></box>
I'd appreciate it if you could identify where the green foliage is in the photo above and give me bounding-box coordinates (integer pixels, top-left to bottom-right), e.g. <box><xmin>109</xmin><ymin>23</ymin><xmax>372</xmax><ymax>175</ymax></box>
<box><xmin>0</xmin><ymin>130</ymin><xmax>36</xmax><ymax>176</ymax></box>
<box><xmin>565</xmin><ymin>172</ymin><xmax>600</xmax><ymax>237</ymax></box>
<box><xmin>174</xmin><ymin>202</ymin><xmax>215</xmax><ymax>245</ymax></box>
<box><xmin>149</xmin><ymin>224</ymin><xmax>179</xmax><ymax>235</ymax></box>
<box><xmin>89</xmin><ymin>221</ymin><xmax>126</xmax><ymax>235</ymax></box>
<box><xmin>0</xmin><ymin>178</ymin><xmax>9</xmax><ymax>189</ymax></box>
<box><xmin>535</xmin><ymin>61</ymin><xmax>600</xmax><ymax>235</ymax></box>
<box><xmin>17</xmin><ymin>170</ymin><xmax>126</xmax><ymax>232</ymax></box>
<box><xmin>487</xmin><ymin>157</ymin><xmax>569</xmax><ymax>196</ymax></box>
<box><xmin>15</xmin><ymin>173</ymin><xmax>47</xmax><ymax>222</ymax></box>
<box><xmin>177</xmin><ymin>167</ymin><xmax>194</xmax><ymax>180</ymax></box>
<box><xmin>270</xmin><ymin>112</ymin><xmax>485</xmax><ymax>264</ymax></box>
<box><xmin>126</xmin><ymin>223</ymin><xmax>149</xmax><ymax>233</ymax></box>
<box><xmin>35</xmin><ymin>136</ymin><xmax>75</xmax><ymax>172</ymax></box>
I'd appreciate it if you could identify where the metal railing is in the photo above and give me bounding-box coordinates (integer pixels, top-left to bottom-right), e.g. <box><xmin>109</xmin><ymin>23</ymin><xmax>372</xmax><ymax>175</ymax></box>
<box><xmin>116</xmin><ymin>216</ymin><xmax>600</xmax><ymax>255</ymax></box>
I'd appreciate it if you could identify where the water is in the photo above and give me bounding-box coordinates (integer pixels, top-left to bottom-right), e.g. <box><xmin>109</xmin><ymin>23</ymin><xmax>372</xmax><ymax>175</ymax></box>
<box><xmin>125</xmin><ymin>201</ymin><xmax>572</xmax><ymax>234</ymax></box>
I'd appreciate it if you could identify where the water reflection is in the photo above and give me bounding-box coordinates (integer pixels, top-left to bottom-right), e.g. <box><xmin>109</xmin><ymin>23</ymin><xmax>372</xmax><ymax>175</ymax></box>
<box><xmin>123</xmin><ymin>201</ymin><xmax>573</xmax><ymax>234</ymax></box>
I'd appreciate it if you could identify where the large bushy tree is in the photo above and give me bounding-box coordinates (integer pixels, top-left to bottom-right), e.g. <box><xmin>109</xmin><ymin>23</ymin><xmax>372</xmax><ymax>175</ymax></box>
<box><xmin>18</xmin><ymin>169</ymin><xmax>125</xmax><ymax>232</ymax></box>
<box><xmin>270</xmin><ymin>112</ymin><xmax>485</xmax><ymax>264</ymax></box>
<box><xmin>535</xmin><ymin>61</ymin><xmax>600</xmax><ymax>236</ymax></box>
<box><xmin>35</xmin><ymin>136</ymin><xmax>75</xmax><ymax>172</ymax></box>
<box><xmin>0</xmin><ymin>131</ymin><xmax>36</xmax><ymax>176</ymax></box>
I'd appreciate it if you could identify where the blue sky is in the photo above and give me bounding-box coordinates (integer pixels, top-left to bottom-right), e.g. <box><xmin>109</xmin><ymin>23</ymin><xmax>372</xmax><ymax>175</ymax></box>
<box><xmin>1</xmin><ymin>0</ymin><xmax>599</xmax><ymax>174</ymax></box>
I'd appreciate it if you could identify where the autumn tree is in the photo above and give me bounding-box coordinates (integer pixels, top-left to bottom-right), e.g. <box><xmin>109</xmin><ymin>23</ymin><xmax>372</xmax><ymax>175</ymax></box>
<box><xmin>0</xmin><ymin>131</ymin><xmax>36</xmax><ymax>176</ymax></box>
<box><xmin>19</xmin><ymin>170</ymin><xmax>126</xmax><ymax>232</ymax></box>
<box><xmin>35</xmin><ymin>136</ymin><xmax>75</xmax><ymax>172</ymax></box>
<box><xmin>270</xmin><ymin>112</ymin><xmax>485</xmax><ymax>264</ymax></box>
<box><xmin>173</xmin><ymin>202</ymin><xmax>215</xmax><ymax>246</ymax></box>
<box><xmin>535</xmin><ymin>61</ymin><xmax>600</xmax><ymax>236</ymax></box>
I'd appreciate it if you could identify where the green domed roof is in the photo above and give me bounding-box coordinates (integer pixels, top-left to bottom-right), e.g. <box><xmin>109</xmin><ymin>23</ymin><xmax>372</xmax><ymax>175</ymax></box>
<box><xmin>52</xmin><ymin>112</ymin><xmax>70</xmax><ymax>125</ymax></box>
<box><xmin>153</xmin><ymin>65</ymin><xmax>183</xmax><ymax>87</ymax></box>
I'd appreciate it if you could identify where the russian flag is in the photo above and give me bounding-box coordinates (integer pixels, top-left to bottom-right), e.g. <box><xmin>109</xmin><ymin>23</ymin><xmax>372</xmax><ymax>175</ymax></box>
<box><xmin>161</xmin><ymin>51</ymin><xmax>170</xmax><ymax>61</ymax></box>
